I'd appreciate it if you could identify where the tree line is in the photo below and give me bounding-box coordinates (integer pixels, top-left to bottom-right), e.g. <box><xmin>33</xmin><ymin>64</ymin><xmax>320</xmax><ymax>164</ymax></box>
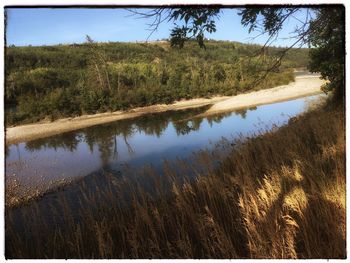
<box><xmin>5</xmin><ymin>39</ymin><xmax>309</xmax><ymax>125</ymax></box>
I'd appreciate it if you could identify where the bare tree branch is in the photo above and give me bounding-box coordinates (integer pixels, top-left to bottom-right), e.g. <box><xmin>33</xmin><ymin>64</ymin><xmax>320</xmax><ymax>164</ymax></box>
<box><xmin>126</xmin><ymin>8</ymin><xmax>172</xmax><ymax>42</ymax></box>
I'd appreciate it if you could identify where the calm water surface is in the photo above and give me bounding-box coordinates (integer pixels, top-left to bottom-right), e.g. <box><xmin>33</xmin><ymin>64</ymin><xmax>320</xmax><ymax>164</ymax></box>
<box><xmin>6</xmin><ymin>95</ymin><xmax>323</xmax><ymax>201</ymax></box>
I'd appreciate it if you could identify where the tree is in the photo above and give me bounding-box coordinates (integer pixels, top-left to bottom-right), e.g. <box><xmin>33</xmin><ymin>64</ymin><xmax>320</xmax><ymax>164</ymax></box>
<box><xmin>85</xmin><ymin>35</ymin><xmax>111</xmax><ymax>91</ymax></box>
<box><xmin>307</xmin><ymin>8</ymin><xmax>345</xmax><ymax>101</ymax></box>
<box><xmin>127</xmin><ymin>7</ymin><xmax>219</xmax><ymax>49</ymax></box>
<box><xmin>132</xmin><ymin>6</ymin><xmax>345</xmax><ymax>102</ymax></box>
<box><xmin>239</xmin><ymin>7</ymin><xmax>345</xmax><ymax>102</ymax></box>
<box><xmin>213</xmin><ymin>64</ymin><xmax>226</xmax><ymax>82</ymax></box>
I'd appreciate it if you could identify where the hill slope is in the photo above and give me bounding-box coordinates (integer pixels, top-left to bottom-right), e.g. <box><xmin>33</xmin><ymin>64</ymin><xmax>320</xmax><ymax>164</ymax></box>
<box><xmin>5</xmin><ymin>40</ymin><xmax>309</xmax><ymax>125</ymax></box>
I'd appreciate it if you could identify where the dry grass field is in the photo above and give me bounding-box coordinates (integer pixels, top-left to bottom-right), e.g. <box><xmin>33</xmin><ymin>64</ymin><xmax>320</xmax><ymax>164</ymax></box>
<box><xmin>6</xmin><ymin>101</ymin><xmax>345</xmax><ymax>259</ymax></box>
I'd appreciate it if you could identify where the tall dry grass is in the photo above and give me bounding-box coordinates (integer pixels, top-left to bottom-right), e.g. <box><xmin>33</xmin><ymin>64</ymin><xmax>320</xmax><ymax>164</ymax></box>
<box><xmin>5</xmin><ymin>102</ymin><xmax>345</xmax><ymax>259</ymax></box>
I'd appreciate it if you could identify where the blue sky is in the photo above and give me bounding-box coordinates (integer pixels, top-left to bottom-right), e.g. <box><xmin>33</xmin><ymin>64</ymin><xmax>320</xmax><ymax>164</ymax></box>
<box><xmin>6</xmin><ymin>8</ymin><xmax>310</xmax><ymax>47</ymax></box>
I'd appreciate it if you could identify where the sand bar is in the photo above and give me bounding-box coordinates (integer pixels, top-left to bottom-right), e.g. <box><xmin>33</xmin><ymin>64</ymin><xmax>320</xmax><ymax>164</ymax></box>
<box><xmin>6</xmin><ymin>75</ymin><xmax>325</xmax><ymax>145</ymax></box>
<box><xmin>6</xmin><ymin>96</ymin><xmax>229</xmax><ymax>144</ymax></box>
<box><xmin>205</xmin><ymin>75</ymin><xmax>325</xmax><ymax>115</ymax></box>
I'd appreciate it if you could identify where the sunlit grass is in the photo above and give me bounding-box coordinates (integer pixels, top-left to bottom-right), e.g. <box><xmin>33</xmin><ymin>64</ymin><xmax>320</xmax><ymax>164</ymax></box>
<box><xmin>5</xmin><ymin>102</ymin><xmax>345</xmax><ymax>259</ymax></box>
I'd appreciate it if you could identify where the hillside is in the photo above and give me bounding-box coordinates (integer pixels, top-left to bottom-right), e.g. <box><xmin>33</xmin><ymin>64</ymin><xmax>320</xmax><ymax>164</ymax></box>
<box><xmin>5</xmin><ymin>40</ymin><xmax>309</xmax><ymax>125</ymax></box>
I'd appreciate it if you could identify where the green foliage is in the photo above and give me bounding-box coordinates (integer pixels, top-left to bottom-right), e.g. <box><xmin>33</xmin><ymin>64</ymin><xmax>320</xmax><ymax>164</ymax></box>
<box><xmin>239</xmin><ymin>8</ymin><xmax>298</xmax><ymax>35</ymax></box>
<box><xmin>163</xmin><ymin>6</ymin><xmax>344</xmax><ymax>104</ymax></box>
<box><xmin>238</xmin><ymin>6</ymin><xmax>344</xmax><ymax>101</ymax></box>
<box><xmin>5</xmin><ymin>40</ymin><xmax>308</xmax><ymax>125</ymax></box>
<box><xmin>308</xmin><ymin>7</ymin><xmax>345</xmax><ymax>101</ymax></box>
<box><xmin>169</xmin><ymin>8</ymin><xmax>220</xmax><ymax>49</ymax></box>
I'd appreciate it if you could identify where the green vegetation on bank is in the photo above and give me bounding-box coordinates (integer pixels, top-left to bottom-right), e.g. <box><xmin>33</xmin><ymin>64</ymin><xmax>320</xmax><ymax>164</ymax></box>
<box><xmin>5</xmin><ymin>7</ymin><xmax>344</xmax><ymax>259</ymax></box>
<box><xmin>5</xmin><ymin>40</ymin><xmax>308</xmax><ymax>125</ymax></box>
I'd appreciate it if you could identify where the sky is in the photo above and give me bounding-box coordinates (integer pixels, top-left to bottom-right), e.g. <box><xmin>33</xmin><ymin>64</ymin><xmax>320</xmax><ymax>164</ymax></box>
<box><xmin>6</xmin><ymin>7</ymin><xmax>311</xmax><ymax>47</ymax></box>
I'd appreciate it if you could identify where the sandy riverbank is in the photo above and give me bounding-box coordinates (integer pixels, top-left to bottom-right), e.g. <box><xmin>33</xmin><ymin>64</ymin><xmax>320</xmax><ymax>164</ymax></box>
<box><xmin>6</xmin><ymin>96</ymin><xmax>230</xmax><ymax>144</ymax></box>
<box><xmin>6</xmin><ymin>75</ymin><xmax>325</xmax><ymax>144</ymax></box>
<box><xmin>205</xmin><ymin>75</ymin><xmax>325</xmax><ymax>115</ymax></box>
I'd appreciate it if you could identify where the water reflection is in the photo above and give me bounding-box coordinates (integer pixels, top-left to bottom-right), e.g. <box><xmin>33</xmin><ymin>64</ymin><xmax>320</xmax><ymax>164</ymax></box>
<box><xmin>25</xmin><ymin>133</ymin><xmax>83</xmax><ymax>152</ymax></box>
<box><xmin>5</xmin><ymin>95</ymin><xmax>322</xmax><ymax>203</ymax></box>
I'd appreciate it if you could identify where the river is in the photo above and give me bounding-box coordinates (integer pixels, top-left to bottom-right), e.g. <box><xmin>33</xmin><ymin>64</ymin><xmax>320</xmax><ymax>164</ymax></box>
<box><xmin>5</xmin><ymin>94</ymin><xmax>324</xmax><ymax>207</ymax></box>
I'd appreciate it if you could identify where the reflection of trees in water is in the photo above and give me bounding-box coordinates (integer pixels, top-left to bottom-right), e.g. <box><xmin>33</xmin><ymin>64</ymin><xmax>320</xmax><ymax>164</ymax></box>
<box><xmin>235</xmin><ymin>109</ymin><xmax>248</xmax><ymax>119</ymax></box>
<box><xmin>20</xmin><ymin>105</ymin><xmax>231</xmax><ymax>165</ymax></box>
<box><xmin>173</xmin><ymin>118</ymin><xmax>203</xmax><ymax>135</ymax></box>
<box><xmin>249</xmin><ymin>106</ymin><xmax>257</xmax><ymax>111</ymax></box>
<box><xmin>84</xmin><ymin>128</ymin><xmax>116</xmax><ymax>166</ymax></box>
<box><xmin>234</xmin><ymin>106</ymin><xmax>257</xmax><ymax>119</ymax></box>
<box><xmin>206</xmin><ymin>106</ymin><xmax>258</xmax><ymax>126</ymax></box>
<box><xmin>25</xmin><ymin>133</ymin><xmax>82</xmax><ymax>152</ymax></box>
<box><xmin>207</xmin><ymin>112</ymin><xmax>232</xmax><ymax>126</ymax></box>
<box><xmin>98</xmin><ymin>137</ymin><xmax>114</xmax><ymax>167</ymax></box>
<box><xmin>80</xmin><ymin>106</ymin><xmax>211</xmax><ymax>161</ymax></box>
<box><xmin>132</xmin><ymin>106</ymin><xmax>210</xmax><ymax>137</ymax></box>
<box><xmin>118</xmin><ymin>125</ymin><xmax>135</xmax><ymax>155</ymax></box>
<box><xmin>133</xmin><ymin>113</ymin><xmax>170</xmax><ymax>137</ymax></box>
<box><xmin>83</xmin><ymin>124</ymin><xmax>135</xmax><ymax>164</ymax></box>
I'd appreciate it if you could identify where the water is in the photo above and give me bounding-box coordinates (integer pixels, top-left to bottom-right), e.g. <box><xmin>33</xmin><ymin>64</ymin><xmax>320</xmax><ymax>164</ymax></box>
<box><xmin>5</xmin><ymin>94</ymin><xmax>323</xmax><ymax>204</ymax></box>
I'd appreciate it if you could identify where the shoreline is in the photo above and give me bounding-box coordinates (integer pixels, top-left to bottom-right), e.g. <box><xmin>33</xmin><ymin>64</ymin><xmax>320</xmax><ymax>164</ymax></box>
<box><xmin>5</xmin><ymin>96</ymin><xmax>230</xmax><ymax>144</ymax></box>
<box><xmin>5</xmin><ymin>75</ymin><xmax>325</xmax><ymax>145</ymax></box>
<box><xmin>204</xmin><ymin>75</ymin><xmax>325</xmax><ymax>115</ymax></box>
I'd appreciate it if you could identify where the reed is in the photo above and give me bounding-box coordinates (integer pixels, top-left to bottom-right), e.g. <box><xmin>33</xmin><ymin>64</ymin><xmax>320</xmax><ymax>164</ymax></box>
<box><xmin>5</xmin><ymin>102</ymin><xmax>345</xmax><ymax>259</ymax></box>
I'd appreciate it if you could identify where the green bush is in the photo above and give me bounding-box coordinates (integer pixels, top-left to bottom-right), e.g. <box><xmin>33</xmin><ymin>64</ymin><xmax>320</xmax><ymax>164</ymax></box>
<box><xmin>5</xmin><ymin>41</ymin><xmax>306</xmax><ymax>125</ymax></box>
